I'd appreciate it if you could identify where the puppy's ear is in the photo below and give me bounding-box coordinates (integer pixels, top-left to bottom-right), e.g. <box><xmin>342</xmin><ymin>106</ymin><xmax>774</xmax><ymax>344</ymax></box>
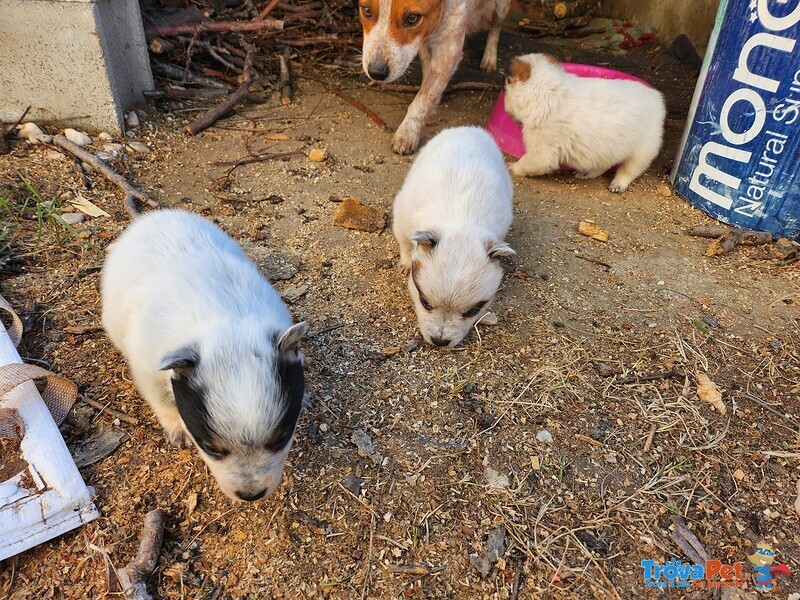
<box><xmin>158</xmin><ymin>346</ymin><xmax>200</xmax><ymax>379</ymax></box>
<box><xmin>486</xmin><ymin>239</ymin><xmax>516</xmax><ymax>260</ymax></box>
<box><xmin>508</xmin><ymin>57</ymin><xmax>532</xmax><ymax>84</ymax></box>
<box><xmin>278</xmin><ymin>321</ymin><xmax>309</xmax><ymax>359</ymax></box>
<box><xmin>411</xmin><ymin>231</ymin><xmax>437</xmax><ymax>252</ymax></box>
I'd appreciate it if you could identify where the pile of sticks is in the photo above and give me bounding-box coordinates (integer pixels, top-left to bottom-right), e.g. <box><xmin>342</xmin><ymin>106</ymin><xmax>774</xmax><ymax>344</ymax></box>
<box><xmin>141</xmin><ymin>0</ymin><xmax>360</xmax><ymax>133</ymax></box>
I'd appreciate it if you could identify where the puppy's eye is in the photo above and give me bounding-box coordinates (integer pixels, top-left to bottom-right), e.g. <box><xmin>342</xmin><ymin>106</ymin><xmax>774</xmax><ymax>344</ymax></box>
<box><xmin>360</xmin><ymin>4</ymin><xmax>372</xmax><ymax>17</ymax></box>
<box><xmin>266</xmin><ymin>427</ymin><xmax>294</xmax><ymax>452</ymax></box>
<box><xmin>404</xmin><ymin>13</ymin><xmax>421</xmax><ymax>26</ymax></box>
<box><xmin>201</xmin><ymin>439</ymin><xmax>230</xmax><ymax>460</ymax></box>
<box><xmin>462</xmin><ymin>300</ymin><xmax>487</xmax><ymax>319</ymax></box>
<box><xmin>419</xmin><ymin>293</ymin><xmax>433</xmax><ymax>311</ymax></box>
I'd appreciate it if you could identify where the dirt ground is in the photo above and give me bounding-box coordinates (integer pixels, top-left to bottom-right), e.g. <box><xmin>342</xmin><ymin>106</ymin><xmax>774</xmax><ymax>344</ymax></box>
<box><xmin>0</xmin><ymin>29</ymin><xmax>799</xmax><ymax>600</ymax></box>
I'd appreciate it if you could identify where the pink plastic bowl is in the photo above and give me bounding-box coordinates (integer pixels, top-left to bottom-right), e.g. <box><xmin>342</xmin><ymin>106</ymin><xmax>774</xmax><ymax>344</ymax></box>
<box><xmin>486</xmin><ymin>63</ymin><xmax>654</xmax><ymax>159</ymax></box>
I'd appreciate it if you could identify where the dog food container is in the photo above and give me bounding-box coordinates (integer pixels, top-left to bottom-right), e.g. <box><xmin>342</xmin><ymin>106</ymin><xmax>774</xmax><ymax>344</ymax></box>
<box><xmin>671</xmin><ymin>0</ymin><xmax>800</xmax><ymax>240</ymax></box>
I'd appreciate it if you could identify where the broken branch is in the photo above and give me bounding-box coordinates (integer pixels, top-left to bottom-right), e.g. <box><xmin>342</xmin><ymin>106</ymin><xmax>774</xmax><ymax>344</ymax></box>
<box><xmin>116</xmin><ymin>509</ymin><xmax>167</xmax><ymax>600</ymax></box>
<box><xmin>147</xmin><ymin>18</ymin><xmax>283</xmax><ymax>38</ymax></box>
<box><xmin>280</xmin><ymin>48</ymin><xmax>293</xmax><ymax>105</ymax></box>
<box><xmin>186</xmin><ymin>43</ymin><xmax>256</xmax><ymax>135</ymax></box>
<box><xmin>213</xmin><ymin>149</ymin><xmax>304</xmax><ymax>168</ymax></box>
<box><xmin>51</xmin><ymin>135</ymin><xmax>158</xmax><ymax>218</ymax></box>
<box><xmin>330</xmin><ymin>86</ymin><xmax>392</xmax><ymax>133</ymax></box>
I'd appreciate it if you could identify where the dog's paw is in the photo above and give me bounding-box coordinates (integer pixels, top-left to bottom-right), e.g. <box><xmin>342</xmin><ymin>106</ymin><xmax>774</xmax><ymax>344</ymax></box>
<box><xmin>392</xmin><ymin>127</ymin><xmax>420</xmax><ymax>155</ymax></box>
<box><xmin>608</xmin><ymin>181</ymin><xmax>629</xmax><ymax>193</ymax></box>
<box><xmin>164</xmin><ymin>427</ymin><xmax>191</xmax><ymax>448</ymax></box>
<box><xmin>575</xmin><ymin>170</ymin><xmax>596</xmax><ymax>180</ymax></box>
<box><xmin>480</xmin><ymin>54</ymin><xmax>498</xmax><ymax>71</ymax></box>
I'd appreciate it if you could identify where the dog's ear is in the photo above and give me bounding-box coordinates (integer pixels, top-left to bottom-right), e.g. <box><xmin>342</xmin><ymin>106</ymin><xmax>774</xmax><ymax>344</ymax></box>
<box><xmin>278</xmin><ymin>321</ymin><xmax>309</xmax><ymax>359</ymax></box>
<box><xmin>412</xmin><ymin>231</ymin><xmax>438</xmax><ymax>252</ymax></box>
<box><xmin>486</xmin><ymin>239</ymin><xmax>516</xmax><ymax>260</ymax></box>
<box><xmin>158</xmin><ymin>346</ymin><xmax>200</xmax><ymax>379</ymax></box>
<box><xmin>508</xmin><ymin>57</ymin><xmax>532</xmax><ymax>84</ymax></box>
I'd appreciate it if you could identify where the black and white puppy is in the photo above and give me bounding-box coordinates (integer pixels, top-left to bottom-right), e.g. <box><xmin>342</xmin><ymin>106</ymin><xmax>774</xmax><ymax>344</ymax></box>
<box><xmin>101</xmin><ymin>209</ymin><xmax>308</xmax><ymax>502</ymax></box>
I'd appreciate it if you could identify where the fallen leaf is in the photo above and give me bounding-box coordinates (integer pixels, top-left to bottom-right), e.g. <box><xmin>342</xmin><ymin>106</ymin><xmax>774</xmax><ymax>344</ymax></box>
<box><xmin>695</xmin><ymin>372</ymin><xmax>726</xmax><ymax>414</ymax></box>
<box><xmin>70</xmin><ymin>195</ymin><xmax>110</xmax><ymax>218</ymax></box>
<box><xmin>578</xmin><ymin>221</ymin><xmax>609</xmax><ymax>242</ymax></box>
<box><xmin>187</xmin><ymin>492</ymin><xmax>198</xmax><ymax>515</ymax></box>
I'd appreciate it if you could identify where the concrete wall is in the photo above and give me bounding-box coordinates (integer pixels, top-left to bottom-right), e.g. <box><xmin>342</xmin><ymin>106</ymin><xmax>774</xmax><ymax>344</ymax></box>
<box><xmin>603</xmin><ymin>0</ymin><xmax>721</xmax><ymax>51</ymax></box>
<box><xmin>0</xmin><ymin>0</ymin><xmax>153</xmax><ymax>134</ymax></box>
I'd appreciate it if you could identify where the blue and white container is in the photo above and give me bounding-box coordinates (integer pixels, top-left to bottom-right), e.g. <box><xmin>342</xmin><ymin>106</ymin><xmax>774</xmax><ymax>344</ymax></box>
<box><xmin>671</xmin><ymin>0</ymin><xmax>800</xmax><ymax>240</ymax></box>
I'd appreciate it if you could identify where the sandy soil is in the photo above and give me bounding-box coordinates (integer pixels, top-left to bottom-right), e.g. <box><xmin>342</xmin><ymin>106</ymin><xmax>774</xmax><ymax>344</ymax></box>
<box><xmin>0</xmin><ymin>32</ymin><xmax>798</xmax><ymax>600</ymax></box>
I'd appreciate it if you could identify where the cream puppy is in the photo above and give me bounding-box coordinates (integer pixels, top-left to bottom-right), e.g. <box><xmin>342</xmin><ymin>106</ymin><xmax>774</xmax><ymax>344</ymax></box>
<box><xmin>504</xmin><ymin>53</ymin><xmax>666</xmax><ymax>192</ymax></box>
<box><xmin>393</xmin><ymin>126</ymin><xmax>515</xmax><ymax>347</ymax></box>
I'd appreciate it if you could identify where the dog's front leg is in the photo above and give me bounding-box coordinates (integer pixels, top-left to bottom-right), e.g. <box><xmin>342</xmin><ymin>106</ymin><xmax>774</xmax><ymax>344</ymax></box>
<box><xmin>392</xmin><ymin>40</ymin><xmax>463</xmax><ymax>155</ymax></box>
<box><xmin>480</xmin><ymin>0</ymin><xmax>510</xmax><ymax>70</ymax></box>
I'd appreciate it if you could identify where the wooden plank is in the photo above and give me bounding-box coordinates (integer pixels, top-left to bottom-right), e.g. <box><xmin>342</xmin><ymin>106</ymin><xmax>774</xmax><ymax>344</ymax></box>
<box><xmin>0</xmin><ymin>324</ymin><xmax>98</xmax><ymax>561</ymax></box>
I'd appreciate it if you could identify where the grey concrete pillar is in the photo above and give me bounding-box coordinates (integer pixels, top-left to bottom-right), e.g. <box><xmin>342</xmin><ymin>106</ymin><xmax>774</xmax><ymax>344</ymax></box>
<box><xmin>0</xmin><ymin>0</ymin><xmax>154</xmax><ymax>134</ymax></box>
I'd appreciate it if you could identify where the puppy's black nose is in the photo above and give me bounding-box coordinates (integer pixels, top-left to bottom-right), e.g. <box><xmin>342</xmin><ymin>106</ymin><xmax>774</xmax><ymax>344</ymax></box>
<box><xmin>236</xmin><ymin>488</ymin><xmax>267</xmax><ymax>502</ymax></box>
<box><xmin>431</xmin><ymin>336</ymin><xmax>450</xmax><ymax>347</ymax></box>
<box><xmin>367</xmin><ymin>60</ymin><xmax>389</xmax><ymax>81</ymax></box>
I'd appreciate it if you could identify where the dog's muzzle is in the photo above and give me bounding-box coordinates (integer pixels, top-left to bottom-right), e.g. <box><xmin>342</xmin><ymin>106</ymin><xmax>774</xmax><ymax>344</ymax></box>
<box><xmin>367</xmin><ymin>58</ymin><xmax>390</xmax><ymax>81</ymax></box>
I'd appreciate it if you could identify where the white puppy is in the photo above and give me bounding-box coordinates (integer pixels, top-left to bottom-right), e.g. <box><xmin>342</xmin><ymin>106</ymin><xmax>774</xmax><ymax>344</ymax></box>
<box><xmin>392</xmin><ymin>126</ymin><xmax>515</xmax><ymax>347</ymax></box>
<box><xmin>101</xmin><ymin>210</ymin><xmax>309</xmax><ymax>502</ymax></box>
<box><xmin>504</xmin><ymin>53</ymin><xmax>666</xmax><ymax>192</ymax></box>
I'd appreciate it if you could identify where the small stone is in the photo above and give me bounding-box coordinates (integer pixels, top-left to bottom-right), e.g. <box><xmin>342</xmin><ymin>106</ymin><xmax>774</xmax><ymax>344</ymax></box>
<box><xmin>126</xmin><ymin>111</ymin><xmax>140</xmax><ymax>128</ymax></box>
<box><xmin>46</xmin><ymin>150</ymin><xmax>66</xmax><ymax>161</ymax></box>
<box><xmin>536</xmin><ymin>429</ymin><xmax>553</xmax><ymax>444</ymax></box>
<box><xmin>605</xmin><ymin>454</ymin><xmax>618</xmax><ymax>464</ymax></box>
<box><xmin>340</xmin><ymin>474</ymin><xmax>363</xmax><ymax>496</ymax></box>
<box><xmin>64</xmin><ymin>128</ymin><xmax>92</xmax><ymax>147</ymax></box>
<box><xmin>127</xmin><ymin>141</ymin><xmax>151</xmax><ymax>154</ymax></box>
<box><xmin>308</xmin><ymin>148</ymin><xmax>326</xmax><ymax>162</ymax></box>
<box><xmin>17</xmin><ymin>122</ymin><xmax>44</xmax><ymax>141</ymax></box>
<box><xmin>97</xmin><ymin>132</ymin><xmax>114</xmax><ymax>142</ymax></box>
<box><xmin>319</xmin><ymin>422</ymin><xmax>329</xmax><ymax>433</ymax></box>
<box><xmin>281</xmin><ymin>284</ymin><xmax>308</xmax><ymax>304</ymax></box>
<box><xmin>470</xmin><ymin>527</ymin><xmax>506</xmax><ymax>577</ymax></box>
<box><xmin>102</xmin><ymin>143</ymin><xmax>124</xmax><ymax>153</ymax></box>
<box><xmin>477</xmin><ymin>312</ymin><xmax>498</xmax><ymax>326</ymax></box>
<box><xmin>702</xmin><ymin>314</ymin><xmax>720</xmax><ymax>329</ymax></box>
<box><xmin>61</xmin><ymin>213</ymin><xmax>84</xmax><ymax>226</ymax></box>
<box><xmin>113</xmin><ymin>418</ymin><xmax>121</xmax><ymax>427</ymax></box>
<box><xmin>30</xmin><ymin>133</ymin><xmax>52</xmax><ymax>145</ymax></box>
<box><xmin>332</xmin><ymin>197</ymin><xmax>386</xmax><ymax>233</ymax></box>
<box><xmin>657</xmin><ymin>184</ymin><xmax>673</xmax><ymax>197</ymax></box>
<box><xmin>95</xmin><ymin>151</ymin><xmax>114</xmax><ymax>161</ymax></box>
<box><xmin>351</xmin><ymin>429</ymin><xmax>384</xmax><ymax>465</ymax></box>
<box><xmin>484</xmin><ymin>466</ymin><xmax>509</xmax><ymax>489</ymax></box>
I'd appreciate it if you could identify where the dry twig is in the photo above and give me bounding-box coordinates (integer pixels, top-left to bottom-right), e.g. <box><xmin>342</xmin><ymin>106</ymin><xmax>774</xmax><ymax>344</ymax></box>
<box><xmin>147</xmin><ymin>18</ymin><xmax>283</xmax><ymax>38</ymax></box>
<box><xmin>330</xmin><ymin>86</ymin><xmax>392</xmax><ymax>133</ymax></box>
<box><xmin>51</xmin><ymin>135</ymin><xmax>158</xmax><ymax>218</ymax></box>
<box><xmin>280</xmin><ymin>48</ymin><xmax>293</xmax><ymax>105</ymax></box>
<box><xmin>116</xmin><ymin>509</ymin><xmax>167</xmax><ymax>600</ymax></box>
<box><xmin>186</xmin><ymin>43</ymin><xmax>256</xmax><ymax>135</ymax></box>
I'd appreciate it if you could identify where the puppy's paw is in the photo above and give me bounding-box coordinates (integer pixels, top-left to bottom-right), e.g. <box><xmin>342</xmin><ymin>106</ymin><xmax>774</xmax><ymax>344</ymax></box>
<box><xmin>392</xmin><ymin>124</ymin><xmax>421</xmax><ymax>155</ymax></box>
<box><xmin>575</xmin><ymin>170</ymin><xmax>596</xmax><ymax>180</ymax></box>
<box><xmin>398</xmin><ymin>258</ymin><xmax>412</xmax><ymax>275</ymax></box>
<box><xmin>509</xmin><ymin>161</ymin><xmax>527</xmax><ymax>177</ymax></box>
<box><xmin>608</xmin><ymin>180</ymin><xmax>629</xmax><ymax>193</ymax></box>
<box><xmin>164</xmin><ymin>426</ymin><xmax>191</xmax><ymax>448</ymax></box>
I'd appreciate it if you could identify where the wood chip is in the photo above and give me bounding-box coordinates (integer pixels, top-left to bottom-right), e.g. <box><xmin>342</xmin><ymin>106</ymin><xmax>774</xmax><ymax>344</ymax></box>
<box><xmin>69</xmin><ymin>195</ymin><xmax>110</xmax><ymax>218</ymax></box>
<box><xmin>732</xmin><ymin>468</ymin><xmax>745</xmax><ymax>481</ymax></box>
<box><xmin>530</xmin><ymin>456</ymin><xmax>540</xmax><ymax>470</ymax></box>
<box><xmin>695</xmin><ymin>372</ymin><xmax>726</xmax><ymax>414</ymax></box>
<box><xmin>332</xmin><ymin>197</ymin><xmax>386</xmax><ymax>233</ymax></box>
<box><xmin>578</xmin><ymin>221</ymin><xmax>609</xmax><ymax>242</ymax></box>
<box><xmin>575</xmin><ymin>433</ymin><xmax>603</xmax><ymax>447</ymax></box>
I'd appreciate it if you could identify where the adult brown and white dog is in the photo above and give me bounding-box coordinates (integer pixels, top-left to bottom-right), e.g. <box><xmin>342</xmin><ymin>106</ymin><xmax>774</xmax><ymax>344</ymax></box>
<box><xmin>358</xmin><ymin>0</ymin><xmax>509</xmax><ymax>154</ymax></box>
